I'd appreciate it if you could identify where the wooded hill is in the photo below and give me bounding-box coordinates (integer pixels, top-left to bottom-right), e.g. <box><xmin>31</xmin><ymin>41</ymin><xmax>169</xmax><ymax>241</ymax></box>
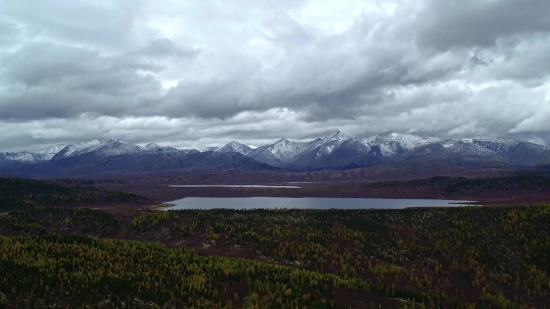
<box><xmin>1</xmin><ymin>177</ymin><xmax>549</xmax><ymax>308</ymax></box>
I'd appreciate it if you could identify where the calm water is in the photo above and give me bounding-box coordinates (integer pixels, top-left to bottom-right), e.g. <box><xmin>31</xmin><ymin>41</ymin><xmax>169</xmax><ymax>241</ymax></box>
<box><xmin>169</xmin><ymin>185</ymin><xmax>301</xmax><ymax>188</ymax></box>
<box><xmin>163</xmin><ymin>197</ymin><xmax>477</xmax><ymax>210</ymax></box>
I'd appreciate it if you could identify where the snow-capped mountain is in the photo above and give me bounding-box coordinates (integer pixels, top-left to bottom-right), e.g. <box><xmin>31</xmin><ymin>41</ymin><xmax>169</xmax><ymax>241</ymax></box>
<box><xmin>0</xmin><ymin>144</ymin><xmax>69</xmax><ymax>162</ymax></box>
<box><xmin>402</xmin><ymin>138</ymin><xmax>507</xmax><ymax>167</ymax></box>
<box><xmin>246</xmin><ymin>131</ymin><xmax>550</xmax><ymax>170</ymax></box>
<box><xmin>414</xmin><ymin>138</ymin><xmax>497</xmax><ymax>157</ymax></box>
<box><xmin>309</xmin><ymin>130</ymin><xmax>354</xmax><ymax>158</ymax></box>
<box><xmin>142</xmin><ymin>143</ymin><xmax>184</xmax><ymax>153</ymax></box>
<box><xmin>503</xmin><ymin>142</ymin><xmax>550</xmax><ymax>166</ymax></box>
<box><xmin>471</xmin><ymin>136</ymin><xmax>520</xmax><ymax>155</ymax></box>
<box><xmin>246</xmin><ymin>130</ymin><xmax>354</xmax><ymax>167</ymax></box>
<box><xmin>0</xmin><ymin>152</ymin><xmax>51</xmax><ymax>162</ymax></box>
<box><xmin>203</xmin><ymin>146</ymin><xmax>219</xmax><ymax>152</ymax></box>
<box><xmin>144</xmin><ymin>143</ymin><xmax>163</xmax><ymax>150</ymax></box>
<box><xmin>32</xmin><ymin>144</ymin><xmax>70</xmax><ymax>157</ymax></box>
<box><xmin>52</xmin><ymin>138</ymin><xmax>143</xmax><ymax>160</ymax></box>
<box><xmin>1</xmin><ymin>130</ymin><xmax>550</xmax><ymax>176</ymax></box>
<box><xmin>215</xmin><ymin>141</ymin><xmax>253</xmax><ymax>155</ymax></box>
<box><xmin>361</xmin><ymin>132</ymin><xmax>442</xmax><ymax>152</ymax></box>
<box><xmin>248</xmin><ymin>138</ymin><xmax>316</xmax><ymax>167</ymax></box>
<box><xmin>287</xmin><ymin>131</ymin><xmax>436</xmax><ymax>170</ymax></box>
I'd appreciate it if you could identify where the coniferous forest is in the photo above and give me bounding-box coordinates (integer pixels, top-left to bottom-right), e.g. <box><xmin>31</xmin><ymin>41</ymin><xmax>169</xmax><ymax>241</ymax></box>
<box><xmin>1</xmin><ymin>177</ymin><xmax>550</xmax><ymax>308</ymax></box>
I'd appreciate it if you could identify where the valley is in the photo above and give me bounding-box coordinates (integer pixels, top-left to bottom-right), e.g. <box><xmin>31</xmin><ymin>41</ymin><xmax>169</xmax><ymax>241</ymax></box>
<box><xmin>1</xmin><ymin>175</ymin><xmax>550</xmax><ymax>308</ymax></box>
<box><xmin>78</xmin><ymin>173</ymin><xmax>550</xmax><ymax>206</ymax></box>
<box><xmin>4</xmin><ymin>1</ymin><xmax>550</xmax><ymax>308</ymax></box>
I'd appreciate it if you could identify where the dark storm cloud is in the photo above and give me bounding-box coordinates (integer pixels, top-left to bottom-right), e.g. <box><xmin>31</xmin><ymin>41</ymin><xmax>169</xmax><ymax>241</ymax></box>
<box><xmin>0</xmin><ymin>0</ymin><xmax>549</xmax><ymax>151</ymax></box>
<box><xmin>414</xmin><ymin>0</ymin><xmax>550</xmax><ymax>50</ymax></box>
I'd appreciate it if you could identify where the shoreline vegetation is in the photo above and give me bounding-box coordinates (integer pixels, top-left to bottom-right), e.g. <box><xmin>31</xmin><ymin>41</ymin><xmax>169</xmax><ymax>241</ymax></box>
<box><xmin>0</xmin><ymin>176</ymin><xmax>549</xmax><ymax>308</ymax></box>
<box><xmin>85</xmin><ymin>175</ymin><xmax>550</xmax><ymax>206</ymax></box>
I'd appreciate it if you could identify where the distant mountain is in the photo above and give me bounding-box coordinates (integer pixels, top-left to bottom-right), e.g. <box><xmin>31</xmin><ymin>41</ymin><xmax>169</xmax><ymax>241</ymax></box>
<box><xmin>247</xmin><ymin>131</ymin><xmax>550</xmax><ymax>170</ymax></box>
<box><xmin>32</xmin><ymin>144</ymin><xmax>70</xmax><ymax>159</ymax></box>
<box><xmin>39</xmin><ymin>150</ymin><xmax>277</xmax><ymax>176</ymax></box>
<box><xmin>142</xmin><ymin>143</ymin><xmax>184</xmax><ymax>154</ymax></box>
<box><xmin>0</xmin><ymin>152</ymin><xmax>51</xmax><ymax>162</ymax></box>
<box><xmin>288</xmin><ymin>132</ymin><xmax>442</xmax><ymax>170</ymax></box>
<box><xmin>52</xmin><ymin>138</ymin><xmax>143</xmax><ymax>160</ymax></box>
<box><xmin>0</xmin><ymin>144</ymin><xmax>69</xmax><ymax>162</ymax></box>
<box><xmin>246</xmin><ymin>130</ymin><xmax>353</xmax><ymax>168</ymax></box>
<box><xmin>248</xmin><ymin>138</ymin><xmax>316</xmax><ymax>167</ymax></box>
<box><xmin>1</xmin><ymin>130</ymin><xmax>550</xmax><ymax>176</ymax></box>
<box><xmin>0</xmin><ymin>138</ymin><xmax>277</xmax><ymax>176</ymax></box>
<box><xmin>215</xmin><ymin>141</ymin><xmax>253</xmax><ymax>155</ymax></box>
<box><xmin>504</xmin><ymin>142</ymin><xmax>550</xmax><ymax>166</ymax></box>
<box><xmin>203</xmin><ymin>146</ymin><xmax>220</xmax><ymax>152</ymax></box>
<box><xmin>361</xmin><ymin>132</ymin><xmax>442</xmax><ymax>152</ymax></box>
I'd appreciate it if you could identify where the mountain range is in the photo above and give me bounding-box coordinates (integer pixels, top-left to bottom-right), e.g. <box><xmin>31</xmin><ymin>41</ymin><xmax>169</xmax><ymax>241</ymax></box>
<box><xmin>1</xmin><ymin>131</ymin><xmax>550</xmax><ymax>176</ymax></box>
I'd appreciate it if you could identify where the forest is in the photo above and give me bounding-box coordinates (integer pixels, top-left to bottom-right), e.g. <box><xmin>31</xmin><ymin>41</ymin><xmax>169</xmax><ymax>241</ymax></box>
<box><xmin>0</xmin><ymin>177</ymin><xmax>147</xmax><ymax>212</ymax></box>
<box><xmin>1</xmin><ymin>177</ymin><xmax>550</xmax><ymax>308</ymax></box>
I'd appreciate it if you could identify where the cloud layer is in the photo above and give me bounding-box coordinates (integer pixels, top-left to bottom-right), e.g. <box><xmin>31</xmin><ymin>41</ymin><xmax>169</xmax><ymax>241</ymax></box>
<box><xmin>1</xmin><ymin>0</ymin><xmax>549</xmax><ymax>151</ymax></box>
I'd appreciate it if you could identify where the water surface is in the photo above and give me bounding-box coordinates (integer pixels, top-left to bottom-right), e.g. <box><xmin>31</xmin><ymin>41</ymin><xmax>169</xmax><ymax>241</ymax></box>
<box><xmin>169</xmin><ymin>185</ymin><xmax>301</xmax><ymax>188</ymax></box>
<box><xmin>163</xmin><ymin>197</ymin><xmax>476</xmax><ymax>210</ymax></box>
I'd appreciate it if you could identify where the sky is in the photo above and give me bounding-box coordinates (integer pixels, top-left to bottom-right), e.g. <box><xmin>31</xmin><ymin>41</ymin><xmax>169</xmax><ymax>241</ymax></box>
<box><xmin>1</xmin><ymin>0</ymin><xmax>549</xmax><ymax>151</ymax></box>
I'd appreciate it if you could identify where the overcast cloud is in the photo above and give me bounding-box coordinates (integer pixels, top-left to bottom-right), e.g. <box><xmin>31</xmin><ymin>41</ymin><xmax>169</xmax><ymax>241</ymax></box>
<box><xmin>0</xmin><ymin>0</ymin><xmax>549</xmax><ymax>151</ymax></box>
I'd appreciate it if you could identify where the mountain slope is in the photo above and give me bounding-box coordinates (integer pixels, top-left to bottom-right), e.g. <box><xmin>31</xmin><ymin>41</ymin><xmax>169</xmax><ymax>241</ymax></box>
<box><xmin>402</xmin><ymin>139</ymin><xmax>506</xmax><ymax>166</ymax></box>
<box><xmin>504</xmin><ymin>142</ymin><xmax>550</xmax><ymax>166</ymax></box>
<box><xmin>291</xmin><ymin>132</ymin><xmax>439</xmax><ymax>170</ymax></box>
<box><xmin>2</xmin><ymin>131</ymin><xmax>550</xmax><ymax>175</ymax></box>
<box><xmin>248</xmin><ymin>138</ymin><xmax>318</xmax><ymax>167</ymax></box>
<box><xmin>52</xmin><ymin>138</ymin><xmax>143</xmax><ymax>160</ymax></box>
<box><xmin>215</xmin><ymin>141</ymin><xmax>253</xmax><ymax>155</ymax></box>
<box><xmin>360</xmin><ymin>132</ymin><xmax>442</xmax><ymax>152</ymax></box>
<box><xmin>0</xmin><ymin>152</ymin><xmax>51</xmax><ymax>162</ymax></box>
<box><xmin>142</xmin><ymin>143</ymin><xmax>186</xmax><ymax>154</ymax></box>
<box><xmin>32</xmin><ymin>144</ymin><xmax>70</xmax><ymax>158</ymax></box>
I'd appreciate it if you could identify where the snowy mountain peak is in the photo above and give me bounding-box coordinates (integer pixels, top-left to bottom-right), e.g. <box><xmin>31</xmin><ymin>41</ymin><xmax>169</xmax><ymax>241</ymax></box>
<box><xmin>227</xmin><ymin>141</ymin><xmax>244</xmax><ymax>146</ymax></box>
<box><xmin>31</xmin><ymin>144</ymin><xmax>69</xmax><ymax>155</ymax></box>
<box><xmin>3</xmin><ymin>131</ymin><xmax>550</xmax><ymax>170</ymax></box>
<box><xmin>28</xmin><ymin>144</ymin><xmax>70</xmax><ymax>160</ymax></box>
<box><xmin>247</xmin><ymin>137</ymin><xmax>316</xmax><ymax>166</ymax></box>
<box><xmin>275</xmin><ymin>138</ymin><xmax>291</xmax><ymax>144</ymax></box>
<box><xmin>203</xmin><ymin>146</ymin><xmax>219</xmax><ymax>152</ymax></box>
<box><xmin>144</xmin><ymin>143</ymin><xmax>161</xmax><ymax>149</ymax></box>
<box><xmin>472</xmin><ymin>136</ymin><xmax>521</xmax><ymax>146</ymax></box>
<box><xmin>322</xmin><ymin>130</ymin><xmax>353</xmax><ymax>142</ymax></box>
<box><xmin>0</xmin><ymin>152</ymin><xmax>51</xmax><ymax>162</ymax></box>
<box><xmin>361</xmin><ymin>132</ymin><xmax>442</xmax><ymax>151</ymax></box>
<box><xmin>142</xmin><ymin>143</ymin><xmax>181</xmax><ymax>153</ymax></box>
<box><xmin>52</xmin><ymin>138</ymin><xmax>142</xmax><ymax>160</ymax></box>
<box><xmin>302</xmin><ymin>130</ymin><xmax>354</xmax><ymax>159</ymax></box>
<box><xmin>215</xmin><ymin>141</ymin><xmax>253</xmax><ymax>155</ymax></box>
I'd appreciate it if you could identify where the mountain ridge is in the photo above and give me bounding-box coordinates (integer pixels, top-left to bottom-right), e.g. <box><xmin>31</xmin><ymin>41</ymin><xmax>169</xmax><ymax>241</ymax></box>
<box><xmin>1</xmin><ymin>131</ymin><xmax>549</xmax><ymax>176</ymax></box>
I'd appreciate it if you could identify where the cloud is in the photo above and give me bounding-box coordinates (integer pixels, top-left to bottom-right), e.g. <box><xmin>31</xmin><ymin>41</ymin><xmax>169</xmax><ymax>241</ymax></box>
<box><xmin>137</xmin><ymin>38</ymin><xmax>200</xmax><ymax>58</ymax></box>
<box><xmin>0</xmin><ymin>0</ymin><xmax>549</xmax><ymax>151</ymax></box>
<box><xmin>0</xmin><ymin>0</ymin><xmax>151</xmax><ymax>50</ymax></box>
<box><xmin>509</xmin><ymin>97</ymin><xmax>550</xmax><ymax>133</ymax></box>
<box><xmin>413</xmin><ymin>0</ymin><xmax>550</xmax><ymax>50</ymax></box>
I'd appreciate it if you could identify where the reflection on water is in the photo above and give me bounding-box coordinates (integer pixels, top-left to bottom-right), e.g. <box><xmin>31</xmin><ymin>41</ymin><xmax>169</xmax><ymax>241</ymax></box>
<box><xmin>163</xmin><ymin>197</ymin><xmax>477</xmax><ymax>210</ymax></box>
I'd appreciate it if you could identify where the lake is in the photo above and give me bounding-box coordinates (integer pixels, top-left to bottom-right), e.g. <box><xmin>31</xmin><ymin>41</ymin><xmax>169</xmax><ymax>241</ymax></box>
<box><xmin>163</xmin><ymin>197</ymin><xmax>477</xmax><ymax>210</ymax></box>
<box><xmin>169</xmin><ymin>185</ymin><xmax>301</xmax><ymax>188</ymax></box>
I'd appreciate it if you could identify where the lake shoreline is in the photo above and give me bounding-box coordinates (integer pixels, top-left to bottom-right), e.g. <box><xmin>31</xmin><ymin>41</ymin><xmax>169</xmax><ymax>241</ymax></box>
<box><xmin>162</xmin><ymin>197</ymin><xmax>478</xmax><ymax>211</ymax></box>
<box><xmin>169</xmin><ymin>184</ymin><xmax>302</xmax><ymax>188</ymax></box>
